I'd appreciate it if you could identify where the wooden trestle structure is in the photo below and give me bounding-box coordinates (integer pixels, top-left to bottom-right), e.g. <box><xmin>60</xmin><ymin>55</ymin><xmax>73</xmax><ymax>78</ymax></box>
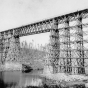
<box><xmin>0</xmin><ymin>8</ymin><xmax>88</xmax><ymax>74</ymax></box>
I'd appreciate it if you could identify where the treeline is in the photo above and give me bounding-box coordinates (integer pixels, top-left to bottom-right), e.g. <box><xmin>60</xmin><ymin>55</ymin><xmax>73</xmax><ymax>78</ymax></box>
<box><xmin>20</xmin><ymin>41</ymin><xmax>48</xmax><ymax>69</ymax></box>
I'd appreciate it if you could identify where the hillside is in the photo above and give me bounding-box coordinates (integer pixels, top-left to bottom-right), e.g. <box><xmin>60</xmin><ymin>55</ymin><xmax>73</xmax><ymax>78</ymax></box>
<box><xmin>20</xmin><ymin>47</ymin><xmax>47</xmax><ymax>69</ymax></box>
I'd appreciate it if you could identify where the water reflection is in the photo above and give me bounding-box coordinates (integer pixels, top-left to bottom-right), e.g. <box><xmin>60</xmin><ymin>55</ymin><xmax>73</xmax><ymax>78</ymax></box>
<box><xmin>0</xmin><ymin>70</ymin><xmax>43</xmax><ymax>88</ymax></box>
<box><xmin>0</xmin><ymin>72</ymin><xmax>5</xmax><ymax>88</ymax></box>
<box><xmin>0</xmin><ymin>71</ymin><xmax>86</xmax><ymax>88</ymax></box>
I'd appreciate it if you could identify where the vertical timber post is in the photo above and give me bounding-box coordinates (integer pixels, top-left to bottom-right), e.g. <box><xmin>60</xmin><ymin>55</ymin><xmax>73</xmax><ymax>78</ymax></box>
<box><xmin>0</xmin><ymin>34</ymin><xmax>1</xmax><ymax>65</ymax></box>
<box><xmin>0</xmin><ymin>32</ymin><xmax>4</xmax><ymax>65</ymax></box>
<box><xmin>72</xmin><ymin>14</ymin><xmax>85</xmax><ymax>74</ymax></box>
<box><xmin>6</xmin><ymin>30</ymin><xmax>20</xmax><ymax>63</ymax></box>
<box><xmin>63</xmin><ymin>18</ymin><xmax>72</xmax><ymax>74</ymax></box>
<box><xmin>50</xmin><ymin>19</ymin><xmax>60</xmax><ymax>73</ymax></box>
<box><xmin>76</xmin><ymin>17</ymin><xmax>85</xmax><ymax>74</ymax></box>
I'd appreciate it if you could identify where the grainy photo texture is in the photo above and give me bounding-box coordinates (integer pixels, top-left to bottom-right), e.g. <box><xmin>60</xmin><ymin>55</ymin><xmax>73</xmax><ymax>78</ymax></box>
<box><xmin>0</xmin><ymin>0</ymin><xmax>88</xmax><ymax>88</ymax></box>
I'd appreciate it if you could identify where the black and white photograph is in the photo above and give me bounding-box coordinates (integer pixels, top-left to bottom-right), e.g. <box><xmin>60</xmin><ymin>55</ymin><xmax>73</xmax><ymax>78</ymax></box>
<box><xmin>0</xmin><ymin>0</ymin><xmax>88</xmax><ymax>88</ymax></box>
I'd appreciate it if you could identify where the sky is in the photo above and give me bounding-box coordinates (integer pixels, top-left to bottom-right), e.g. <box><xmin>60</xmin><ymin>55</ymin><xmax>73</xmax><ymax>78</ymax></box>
<box><xmin>0</xmin><ymin>0</ymin><xmax>88</xmax><ymax>46</ymax></box>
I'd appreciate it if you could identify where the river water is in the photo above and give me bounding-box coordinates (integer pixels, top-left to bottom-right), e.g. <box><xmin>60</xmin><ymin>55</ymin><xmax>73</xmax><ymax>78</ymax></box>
<box><xmin>0</xmin><ymin>70</ymin><xmax>87</xmax><ymax>88</ymax></box>
<box><xmin>0</xmin><ymin>70</ymin><xmax>44</xmax><ymax>88</ymax></box>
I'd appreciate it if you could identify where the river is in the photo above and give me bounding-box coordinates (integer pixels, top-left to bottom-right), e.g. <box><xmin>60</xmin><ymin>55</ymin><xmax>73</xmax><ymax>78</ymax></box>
<box><xmin>0</xmin><ymin>70</ymin><xmax>87</xmax><ymax>88</ymax></box>
<box><xmin>0</xmin><ymin>70</ymin><xmax>44</xmax><ymax>88</ymax></box>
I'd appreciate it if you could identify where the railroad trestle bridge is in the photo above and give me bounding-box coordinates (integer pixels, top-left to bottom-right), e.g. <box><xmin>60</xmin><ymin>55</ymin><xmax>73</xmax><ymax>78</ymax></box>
<box><xmin>0</xmin><ymin>8</ymin><xmax>88</xmax><ymax>74</ymax></box>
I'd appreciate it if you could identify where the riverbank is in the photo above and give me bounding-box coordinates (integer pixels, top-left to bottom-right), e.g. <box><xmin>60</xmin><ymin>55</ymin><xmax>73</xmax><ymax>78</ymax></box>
<box><xmin>0</xmin><ymin>63</ymin><xmax>88</xmax><ymax>88</ymax></box>
<box><xmin>39</xmin><ymin>71</ymin><xmax>88</xmax><ymax>88</ymax></box>
<box><xmin>0</xmin><ymin>69</ymin><xmax>88</xmax><ymax>88</ymax></box>
<box><xmin>0</xmin><ymin>62</ymin><xmax>22</xmax><ymax>71</ymax></box>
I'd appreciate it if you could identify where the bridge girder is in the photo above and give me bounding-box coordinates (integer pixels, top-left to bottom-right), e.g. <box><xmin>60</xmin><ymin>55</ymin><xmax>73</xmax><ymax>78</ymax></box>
<box><xmin>0</xmin><ymin>9</ymin><xmax>87</xmax><ymax>38</ymax></box>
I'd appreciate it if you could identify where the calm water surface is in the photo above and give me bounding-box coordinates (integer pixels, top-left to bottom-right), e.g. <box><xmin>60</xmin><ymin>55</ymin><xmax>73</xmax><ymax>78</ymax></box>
<box><xmin>0</xmin><ymin>70</ymin><xmax>44</xmax><ymax>88</ymax></box>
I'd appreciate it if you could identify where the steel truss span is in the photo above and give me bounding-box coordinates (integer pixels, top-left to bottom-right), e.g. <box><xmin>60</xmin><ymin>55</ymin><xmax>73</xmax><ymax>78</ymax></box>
<box><xmin>0</xmin><ymin>8</ymin><xmax>88</xmax><ymax>74</ymax></box>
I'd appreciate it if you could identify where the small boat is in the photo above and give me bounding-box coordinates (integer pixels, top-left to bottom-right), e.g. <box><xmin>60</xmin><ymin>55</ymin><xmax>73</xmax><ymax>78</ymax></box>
<box><xmin>22</xmin><ymin>64</ymin><xmax>33</xmax><ymax>73</ymax></box>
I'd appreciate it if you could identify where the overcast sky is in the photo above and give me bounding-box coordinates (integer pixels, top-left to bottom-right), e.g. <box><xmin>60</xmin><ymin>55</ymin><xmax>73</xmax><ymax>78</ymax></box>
<box><xmin>0</xmin><ymin>0</ymin><xmax>88</xmax><ymax>46</ymax></box>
